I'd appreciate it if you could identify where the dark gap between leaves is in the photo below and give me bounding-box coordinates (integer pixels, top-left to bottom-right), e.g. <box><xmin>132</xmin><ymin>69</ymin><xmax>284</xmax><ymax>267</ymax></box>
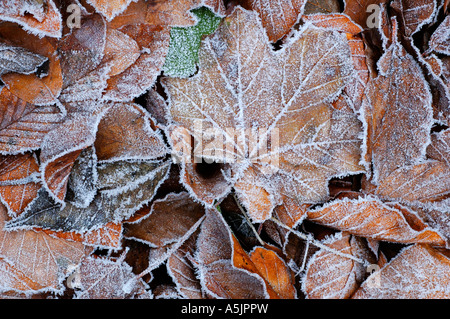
<box><xmin>35</xmin><ymin>59</ymin><xmax>50</xmax><ymax>78</ymax></box>
<box><xmin>194</xmin><ymin>159</ymin><xmax>224</xmax><ymax>179</ymax></box>
<box><xmin>431</xmin><ymin>122</ymin><xmax>449</xmax><ymax>133</ymax></box>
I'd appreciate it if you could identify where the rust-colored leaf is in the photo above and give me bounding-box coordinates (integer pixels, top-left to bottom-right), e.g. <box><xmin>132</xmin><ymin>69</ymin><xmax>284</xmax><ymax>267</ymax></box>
<box><xmin>0</xmin><ymin>23</ymin><xmax>63</xmax><ymax>105</ymax></box>
<box><xmin>302</xmin><ymin>232</ymin><xmax>372</xmax><ymax>299</ymax></box>
<box><xmin>353</xmin><ymin>244</ymin><xmax>450</xmax><ymax>298</ymax></box>
<box><xmin>163</xmin><ymin>7</ymin><xmax>363</xmax><ymax>221</ymax></box>
<box><xmin>239</xmin><ymin>0</ymin><xmax>306</xmax><ymax>42</ymax></box>
<box><xmin>0</xmin><ymin>87</ymin><xmax>63</xmax><ymax>155</ymax></box>
<box><xmin>0</xmin><ymin>0</ymin><xmax>62</xmax><ymax>38</ymax></box>
<box><xmin>0</xmin><ymin>203</ymin><xmax>85</xmax><ymax>291</ymax></box>
<box><xmin>307</xmin><ymin>196</ymin><xmax>446</xmax><ymax>245</ymax></box>
<box><xmin>0</xmin><ymin>153</ymin><xmax>40</xmax><ymax>216</ymax></box>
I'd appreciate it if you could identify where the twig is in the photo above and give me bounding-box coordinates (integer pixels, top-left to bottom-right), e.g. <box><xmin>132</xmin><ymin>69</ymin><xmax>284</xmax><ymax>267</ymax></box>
<box><xmin>270</xmin><ymin>217</ymin><xmax>369</xmax><ymax>266</ymax></box>
<box><xmin>232</xmin><ymin>193</ymin><xmax>265</xmax><ymax>246</ymax></box>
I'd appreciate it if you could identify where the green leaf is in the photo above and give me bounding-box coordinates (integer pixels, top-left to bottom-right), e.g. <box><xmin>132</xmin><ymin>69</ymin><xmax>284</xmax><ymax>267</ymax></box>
<box><xmin>163</xmin><ymin>7</ymin><xmax>222</xmax><ymax>78</ymax></box>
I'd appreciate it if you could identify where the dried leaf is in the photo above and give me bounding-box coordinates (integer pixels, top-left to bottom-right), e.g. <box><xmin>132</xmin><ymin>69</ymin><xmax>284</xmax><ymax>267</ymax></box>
<box><xmin>249</xmin><ymin>247</ymin><xmax>296</xmax><ymax>299</ymax></box>
<box><xmin>302</xmin><ymin>232</ymin><xmax>371</xmax><ymax>299</ymax></box>
<box><xmin>375</xmin><ymin>161</ymin><xmax>450</xmax><ymax>204</ymax></box>
<box><xmin>163</xmin><ymin>7</ymin><xmax>363</xmax><ymax>221</ymax></box>
<box><xmin>94</xmin><ymin>102</ymin><xmax>168</xmax><ymax>162</ymax></box>
<box><xmin>352</xmin><ymin>244</ymin><xmax>450</xmax><ymax>298</ymax></box>
<box><xmin>167</xmin><ymin>229</ymin><xmax>204</xmax><ymax>299</ymax></box>
<box><xmin>429</xmin><ymin>15</ymin><xmax>450</xmax><ymax>55</ymax></box>
<box><xmin>124</xmin><ymin>192</ymin><xmax>205</xmax><ymax>247</ymax></box>
<box><xmin>0</xmin><ymin>23</ymin><xmax>63</xmax><ymax>105</ymax></box>
<box><xmin>74</xmin><ymin>255</ymin><xmax>148</xmax><ymax>299</ymax></box>
<box><xmin>40</xmin><ymin>109</ymin><xmax>106</xmax><ymax>203</ymax></box>
<box><xmin>195</xmin><ymin>208</ymin><xmax>269</xmax><ymax>299</ymax></box>
<box><xmin>6</xmin><ymin>160</ymin><xmax>171</xmax><ymax>232</ymax></box>
<box><xmin>0</xmin><ymin>87</ymin><xmax>63</xmax><ymax>155</ymax></box>
<box><xmin>0</xmin><ymin>152</ymin><xmax>40</xmax><ymax>216</ymax></box>
<box><xmin>86</xmin><ymin>0</ymin><xmax>136</xmax><ymax>21</ymax></box>
<box><xmin>390</xmin><ymin>0</ymin><xmax>436</xmax><ymax>36</ymax></box>
<box><xmin>0</xmin><ymin>203</ymin><xmax>85</xmax><ymax>291</ymax></box>
<box><xmin>239</xmin><ymin>0</ymin><xmax>306</xmax><ymax>42</ymax></box>
<box><xmin>0</xmin><ymin>0</ymin><xmax>62</xmax><ymax>38</ymax></box>
<box><xmin>0</xmin><ymin>43</ymin><xmax>47</xmax><ymax>76</ymax></box>
<box><xmin>362</xmin><ymin>40</ymin><xmax>433</xmax><ymax>183</ymax></box>
<box><xmin>307</xmin><ymin>195</ymin><xmax>446</xmax><ymax>245</ymax></box>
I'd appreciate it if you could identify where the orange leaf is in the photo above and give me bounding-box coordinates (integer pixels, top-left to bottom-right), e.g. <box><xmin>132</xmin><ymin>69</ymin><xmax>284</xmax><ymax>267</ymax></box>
<box><xmin>307</xmin><ymin>196</ymin><xmax>446</xmax><ymax>245</ymax></box>
<box><xmin>0</xmin><ymin>0</ymin><xmax>62</xmax><ymax>38</ymax></box>
<box><xmin>249</xmin><ymin>247</ymin><xmax>296</xmax><ymax>299</ymax></box>
<box><xmin>240</xmin><ymin>0</ymin><xmax>306</xmax><ymax>42</ymax></box>
<box><xmin>0</xmin><ymin>23</ymin><xmax>63</xmax><ymax>105</ymax></box>
<box><xmin>0</xmin><ymin>203</ymin><xmax>86</xmax><ymax>291</ymax></box>
<box><xmin>41</xmin><ymin>222</ymin><xmax>122</xmax><ymax>249</ymax></box>
<box><xmin>0</xmin><ymin>153</ymin><xmax>40</xmax><ymax>216</ymax></box>
<box><xmin>0</xmin><ymin>87</ymin><xmax>63</xmax><ymax>154</ymax></box>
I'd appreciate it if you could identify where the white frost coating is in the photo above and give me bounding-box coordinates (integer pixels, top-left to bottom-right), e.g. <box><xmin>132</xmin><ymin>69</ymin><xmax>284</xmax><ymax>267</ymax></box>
<box><xmin>0</xmin><ymin>0</ymin><xmax>62</xmax><ymax>38</ymax></box>
<box><xmin>39</xmin><ymin>105</ymin><xmax>110</xmax><ymax>206</ymax></box>
<box><xmin>164</xmin><ymin>7</ymin><xmax>363</xmax><ymax>221</ymax></box>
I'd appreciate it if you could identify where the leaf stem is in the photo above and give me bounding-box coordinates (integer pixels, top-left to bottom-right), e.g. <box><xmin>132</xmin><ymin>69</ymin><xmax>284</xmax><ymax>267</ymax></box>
<box><xmin>232</xmin><ymin>193</ymin><xmax>265</xmax><ymax>246</ymax></box>
<box><xmin>270</xmin><ymin>217</ymin><xmax>369</xmax><ymax>266</ymax></box>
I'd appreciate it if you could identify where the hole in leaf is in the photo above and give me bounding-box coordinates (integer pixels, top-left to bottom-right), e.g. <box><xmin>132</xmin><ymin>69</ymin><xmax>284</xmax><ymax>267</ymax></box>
<box><xmin>194</xmin><ymin>159</ymin><xmax>224</xmax><ymax>179</ymax></box>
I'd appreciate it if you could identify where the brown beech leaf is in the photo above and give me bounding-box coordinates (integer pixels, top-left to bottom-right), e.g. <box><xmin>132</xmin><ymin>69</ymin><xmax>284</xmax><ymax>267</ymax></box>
<box><xmin>195</xmin><ymin>208</ymin><xmax>269</xmax><ymax>298</ymax></box>
<box><xmin>362</xmin><ymin>38</ymin><xmax>433</xmax><ymax>183</ymax></box>
<box><xmin>390</xmin><ymin>0</ymin><xmax>436</xmax><ymax>36</ymax></box>
<box><xmin>0</xmin><ymin>87</ymin><xmax>63</xmax><ymax>155</ymax></box>
<box><xmin>0</xmin><ymin>203</ymin><xmax>85</xmax><ymax>291</ymax></box>
<box><xmin>40</xmin><ymin>108</ymin><xmax>106</xmax><ymax>203</ymax></box>
<box><xmin>103</xmin><ymin>28</ymin><xmax>140</xmax><ymax>77</ymax></box>
<box><xmin>74</xmin><ymin>254</ymin><xmax>149</xmax><ymax>299</ymax></box>
<box><xmin>124</xmin><ymin>192</ymin><xmax>205</xmax><ymax>248</ymax></box>
<box><xmin>103</xmin><ymin>24</ymin><xmax>170</xmax><ymax>102</ymax></box>
<box><xmin>249</xmin><ymin>247</ymin><xmax>296</xmax><ymax>299</ymax></box>
<box><xmin>0</xmin><ymin>0</ymin><xmax>62</xmax><ymax>38</ymax></box>
<box><xmin>86</xmin><ymin>0</ymin><xmax>136</xmax><ymax>21</ymax></box>
<box><xmin>167</xmin><ymin>229</ymin><xmax>205</xmax><ymax>299</ymax></box>
<box><xmin>429</xmin><ymin>15</ymin><xmax>450</xmax><ymax>55</ymax></box>
<box><xmin>307</xmin><ymin>195</ymin><xmax>446</xmax><ymax>245</ymax></box>
<box><xmin>0</xmin><ymin>153</ymin><xmax>40</xmax><ymax>217</ymax></box>
<box><xmin>0</xmin><ymin>43</ymin><xmax>47</xmax><ymax>76</ymax></box>
<box><xmin>302</xmin><ymin>232</ymin><xmax>373</xmax><ymax>299</ymax></box>
<box><xmin>239</xmin><ymin>0</ymin><xmax>306</xmax><ymax>42</ymax></box>
<box><xmin>374</xmin><ymin>161</ymin><xmax>450</xmax><ymax>205</ymax></box>
<box><xmin>343</xmin><ymin>0</ymin><xmax>385</xmax><ymax>29</ymax></box>
<box><xmin>427</xmin><ymin>129</ymin><xmax>450</xmax><ymax>166</ymax></box>
<box><xmin>352</xmin><ymin>244</ymin><xmax>450</xmax><ymax>298</ymax></box>
<box><xmin>0</xmin><ymin>23</ymin><xmax>63</xmax><ymax>105</ymax></box>
<box><xmin>42</xmin><ymin>222</ymin><xmax>122</xmax><ymax>250</ymax></box>
<box><xmin>94</xmin><ymin>102</ymin><xmax>168</xmax><ymax>162</ymax></box>
<box><xmin>57</xmin><ymin>13</ymin><xmax>106</xmax><ymax>89</ymax></box>
<box><xmin>163</xmin><ymin>6</ymin><xmax>363</xmax><ymax>222</ymax></box>
<box><xmin>0</xmin><ymin>257</ymin><xmax>45</xmax><ymax>292</ymax></box>
<box><xmin>302</xmin><ymin>14</ymin><xmax>369</xmax><ymax>112</ymax></box>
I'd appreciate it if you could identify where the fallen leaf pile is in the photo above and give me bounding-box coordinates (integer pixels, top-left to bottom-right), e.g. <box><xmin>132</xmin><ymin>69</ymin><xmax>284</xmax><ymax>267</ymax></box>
<box><xmin>0</xmin><ymin>0</ymin><xmax>448</xmax><ymax>299</ymax></box>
